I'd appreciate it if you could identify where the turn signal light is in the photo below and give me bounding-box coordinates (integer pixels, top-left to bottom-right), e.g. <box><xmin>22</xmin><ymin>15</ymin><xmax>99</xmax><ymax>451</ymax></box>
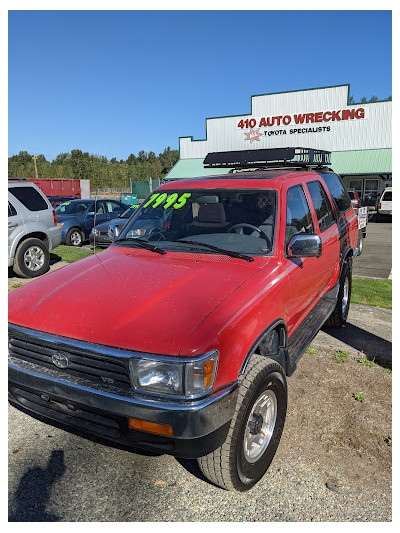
<box><xmin>128</xmin><ymin>417</ymin><xmax>174</xmax><ymax>437</ymax></box>
<box><xmin>52</xmin><ymin>210</ymin><xmax>58</xmax><ymax>225</ymax></box>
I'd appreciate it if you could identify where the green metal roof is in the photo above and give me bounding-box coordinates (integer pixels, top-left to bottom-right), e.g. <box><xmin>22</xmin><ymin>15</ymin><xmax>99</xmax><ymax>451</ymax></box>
<box><xmin>331</xmin><ymin>149</ymin><xmax>391</xmax><ymax>175</ymax></box>
<box><xmin>164</xmin><ymin>149</ymin><xmax>392</xmax><ymax>180</ymax></box>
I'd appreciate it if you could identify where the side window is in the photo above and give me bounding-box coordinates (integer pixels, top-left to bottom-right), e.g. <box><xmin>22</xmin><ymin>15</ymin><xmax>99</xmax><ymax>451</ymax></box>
<box><xmin>321</xmin><ymin>173</ymin><xmax>352</xmax><ymax>214</ymax></box>
<box><xmin>107</xmin><ymin>201</ymin><xmax>124</xmax><ymax>213</ymax></box>
<box><xmin>9</xmin><ymin>186</ymin><xmax>49</xmax><ymax>212</ymax></box>
<box><xmin>8</xmin><ymin>202</ymin><xmax>17</xmax><ymax>217</ymax></box>
<box><xmin>95</xmin><ymin>202</ymin><xmax>106</xmax><ymax>214</ymax></box>
<box><xmin>307</xmin><ymin>181</ymin><xmax>335</xmax><ymax>232</ymax></box>
<box><xmin>285</xmin><ymin>185</ymin><xmax>314</xmax><ymax>248</ymax></box>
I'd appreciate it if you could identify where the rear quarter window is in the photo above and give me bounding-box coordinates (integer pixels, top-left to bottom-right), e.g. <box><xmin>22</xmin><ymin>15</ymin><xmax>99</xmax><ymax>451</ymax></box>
<box><xmin>9</xmin><ymin>186</ymin><xmax>49</xmax><ymax>212</ymax></box>
<box><xmin>321</xmin><ymin>173</ymin><xmax>352</xmax><ymax>214</ymax></box>
<box><xmin>382</xmin><ymin>191</ymin><xmax>392</xmax><ymax>201</ymax></box>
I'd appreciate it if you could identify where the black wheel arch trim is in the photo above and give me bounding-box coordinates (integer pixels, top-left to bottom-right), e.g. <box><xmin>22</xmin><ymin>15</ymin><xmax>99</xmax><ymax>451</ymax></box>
<box><xmin>240</xmin><ymin>319</ymin><xmax>289</xmax><ymax>376</ymax></box>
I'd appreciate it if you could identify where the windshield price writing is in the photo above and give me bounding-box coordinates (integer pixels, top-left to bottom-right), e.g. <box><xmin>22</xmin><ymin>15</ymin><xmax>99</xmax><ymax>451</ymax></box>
<box><xmin>143</xmin><ymin>192</ymin><xmax>192</xmax><ymax>210</ymax></box>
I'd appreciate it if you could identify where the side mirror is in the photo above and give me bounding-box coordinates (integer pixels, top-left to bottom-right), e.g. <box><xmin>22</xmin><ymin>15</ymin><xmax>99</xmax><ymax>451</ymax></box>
<box><xmin>108</xmin><ymin>225</ymin><xmax>120</xmax><ymax>241</ymax></box>
<box><xmin>87</xmin><ymin>212</ymin><xmax>95</xmax><ymax>217</ymax></box>
<box><xmin>287</xmin><ymin>233</ymin><xmax>322</xmax><ymax>258</ymax></box>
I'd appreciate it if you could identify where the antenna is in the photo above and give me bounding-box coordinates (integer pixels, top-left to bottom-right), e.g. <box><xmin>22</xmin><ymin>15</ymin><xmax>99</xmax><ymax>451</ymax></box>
<box><xmin>93</xmin><ymin>189</ymin><xmax>98</xmax><ymax>254</ymax></box>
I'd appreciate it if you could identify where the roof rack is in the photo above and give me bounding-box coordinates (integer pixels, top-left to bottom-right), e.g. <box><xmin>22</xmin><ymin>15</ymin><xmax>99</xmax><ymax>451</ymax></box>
<box><xmin>203</xmin><ymin>147</ymin><xmax>331</xmax><ymax>170</ymax></box>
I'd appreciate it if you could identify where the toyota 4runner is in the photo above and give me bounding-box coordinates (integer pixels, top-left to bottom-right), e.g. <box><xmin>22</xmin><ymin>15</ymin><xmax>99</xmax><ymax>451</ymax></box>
<box><xmin>8</xmin><ymin>148</ymin><xmax>359</xmax><ymax>491</ymax></box>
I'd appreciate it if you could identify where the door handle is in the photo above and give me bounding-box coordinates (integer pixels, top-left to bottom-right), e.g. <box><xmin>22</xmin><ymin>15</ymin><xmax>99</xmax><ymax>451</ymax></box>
<box><xmin>8</xmin><ymin>222</ymin><xmax>17</xmax><ymax>228</ymax></box>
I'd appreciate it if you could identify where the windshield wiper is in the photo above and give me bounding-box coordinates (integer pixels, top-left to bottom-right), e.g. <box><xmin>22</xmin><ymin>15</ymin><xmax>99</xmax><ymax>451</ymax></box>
<box><xmin>115</xmin><ymin>238</ymin><xmax>167</xmax><ymax>255</ymax></box>
<box><xmin>171</xmin><ymin>240</ymin><xmax>254</xmax><ymax>262</ymax></box>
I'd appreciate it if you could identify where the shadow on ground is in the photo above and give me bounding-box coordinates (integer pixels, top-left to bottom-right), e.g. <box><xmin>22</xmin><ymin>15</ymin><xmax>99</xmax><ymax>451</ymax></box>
<box><xmin>323</xmin><ymin>322</ymin><xmax>392</xmax><ymax>368</ymax></box>
<box><xmin>9</xmin><ymin>450</ymin><xmax>65</xmax><ymax>522</ymax></box>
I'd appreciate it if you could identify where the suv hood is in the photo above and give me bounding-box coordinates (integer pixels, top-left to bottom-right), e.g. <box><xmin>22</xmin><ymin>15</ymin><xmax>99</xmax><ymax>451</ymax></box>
<box><xmin>8</xmin><ymin>246</ymin><xmax>266</xmax><ymax>356</ymax></box>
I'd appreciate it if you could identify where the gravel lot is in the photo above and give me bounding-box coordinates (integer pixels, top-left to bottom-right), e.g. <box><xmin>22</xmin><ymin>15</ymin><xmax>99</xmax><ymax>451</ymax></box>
<box><xmin>8</xmin><ymin>302</ymin><xmax>392</xmax><ymax>522</ymax></box>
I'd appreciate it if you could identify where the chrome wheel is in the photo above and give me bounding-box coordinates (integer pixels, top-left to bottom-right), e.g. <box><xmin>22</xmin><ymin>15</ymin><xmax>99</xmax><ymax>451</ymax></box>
<box><xmin>342</xmin><ymin>277</ymin><xmax>349</xmax><ymax>317</ymax></box>
<box><xmin>243</xmin><ymin>390</ymin><xmax>277</xmax><ymax>463</ymax></box>
<box><xmin>70</xmin><ymin>230</ymin><xmax>82</xmax><ymax>246</ymax></box>
<box><xmin>24</xmin><ymin>246</ymin><xmax>45</xmax><ymax>272</ymax></box>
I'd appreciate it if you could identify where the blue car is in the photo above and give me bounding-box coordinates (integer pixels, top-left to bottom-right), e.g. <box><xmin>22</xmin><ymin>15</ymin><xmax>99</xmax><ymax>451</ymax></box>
<box><xmin>55</xmin><ymin>199</ymin><xmax>127</xmax><ymax>246</ymax></box>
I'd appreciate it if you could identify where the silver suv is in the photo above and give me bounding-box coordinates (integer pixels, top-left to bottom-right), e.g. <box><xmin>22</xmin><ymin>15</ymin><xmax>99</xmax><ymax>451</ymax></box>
<box><xmin>8</xmin><ymin>180</ymin><xmax>62</xmax><ymax>278</ymax></box>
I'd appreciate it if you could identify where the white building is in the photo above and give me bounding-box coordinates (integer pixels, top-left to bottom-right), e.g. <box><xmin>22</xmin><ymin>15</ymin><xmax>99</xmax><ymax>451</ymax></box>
<box><xmin>165</xmin><ymin>84</ymin><xmax>391</xmax><ymax>205</ymax></box>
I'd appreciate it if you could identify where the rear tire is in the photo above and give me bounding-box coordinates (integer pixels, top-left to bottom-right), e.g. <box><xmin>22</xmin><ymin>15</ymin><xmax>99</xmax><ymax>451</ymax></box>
<box><xmin>197</xmin><ymin>356</ymin><xmax>287</xmax><ymax>491</ymax></box>
<box><xmin>13</xmin><ymin>238</ymin><xmax>50</xmax><ymax>278</ymax></box>
<box><xmin>66</xmin><ymin>228</ymin><xmax>83</xmax><ymax>247</ymax></box>
<box><xmin>325</xmin><ymin>262</ymin><xmax>352</xmax><ymax>328</ymax></box>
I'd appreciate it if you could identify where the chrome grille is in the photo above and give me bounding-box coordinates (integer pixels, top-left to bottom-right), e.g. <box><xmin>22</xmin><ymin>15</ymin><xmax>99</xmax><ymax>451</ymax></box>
<box><xmin>8</xmin><ymin>330</ymin><xmax>132</xmax><ymax>394</ymax></box>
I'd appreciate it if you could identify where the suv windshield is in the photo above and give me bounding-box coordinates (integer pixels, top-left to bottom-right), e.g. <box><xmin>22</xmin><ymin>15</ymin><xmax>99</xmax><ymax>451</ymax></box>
<box><xmin>117</xmin><ymin>188</ymin><xmax>277</xmax><ymax>256</ymax></box>
<box><xmin>55</xmin><ymin>201</ymin><xmax>92</xmax><ymax>215</ymax></box>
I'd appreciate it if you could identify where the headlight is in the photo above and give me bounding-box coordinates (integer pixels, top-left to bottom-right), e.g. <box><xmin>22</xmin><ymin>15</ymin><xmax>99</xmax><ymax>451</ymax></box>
<box><xmin>129</xmin><ymin>351</ymin><xmax>218</xmax><ymax>398</ymax></box>
<box><xmin>92</xmin><ymin>228</ymin><xmax>100</xmax><ymax>236</ymax></box>
<box><xmin>126</xmin><ymin>228</ymin><xmax>146</xmax><ymax>238</ymax></box>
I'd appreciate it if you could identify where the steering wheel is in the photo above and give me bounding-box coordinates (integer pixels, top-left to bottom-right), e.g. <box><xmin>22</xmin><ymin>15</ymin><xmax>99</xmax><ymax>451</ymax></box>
<box><xmin>228</xmin><ymin>223</ymin><xmax>271</xmax><ymax>248</ymax></box>
<box><xmin>148</xmin><ymin>229</ymin><xmax>166</xmax><ymax>241</ymax></box>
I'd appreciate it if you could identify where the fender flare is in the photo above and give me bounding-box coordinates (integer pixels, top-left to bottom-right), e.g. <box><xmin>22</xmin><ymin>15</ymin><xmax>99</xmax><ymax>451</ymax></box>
<box><xmin>240</xmin><ymin>319</ymin><xmax>289</xmax><ymax>376</ymax></box>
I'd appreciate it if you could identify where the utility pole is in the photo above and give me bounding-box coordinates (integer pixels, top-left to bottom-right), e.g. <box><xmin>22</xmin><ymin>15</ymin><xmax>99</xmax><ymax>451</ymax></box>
<box><xmin>32</xmin><ymin>155</ymin><xmax>39</xmax><ymax>179</ymax></box>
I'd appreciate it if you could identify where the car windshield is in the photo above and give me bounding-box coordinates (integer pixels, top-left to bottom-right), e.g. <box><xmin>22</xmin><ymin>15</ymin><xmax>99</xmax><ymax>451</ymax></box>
<box><xmin>55</xmin><ymin>201</ymin><xmax>92</xmax><ymax>215</ymax></box>
<box><xmin>116</xmin><ymin>188</ymin><xmax>277</xmax><ymax>256</ymax></box>
<box><xmin>382</xmin><ymin>191</ymin><xmax>392</xmax><ymax>201</ymax></box>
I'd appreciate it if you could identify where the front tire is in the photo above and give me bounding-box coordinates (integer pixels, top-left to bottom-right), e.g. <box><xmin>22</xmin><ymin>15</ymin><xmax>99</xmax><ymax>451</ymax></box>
<box><xmin>12</xmin><ymin>238</ymin><xmax>50</xmax><ymax>278</ymax></box>
<box><xmin>66</xmin><ymin>228</ymin><xmax>83</xmax><ymax>247</ymax></box>
<box><xmin>198</xmin><ymin>356</ymin><xmax>287</xmax><ymax>491</ymax></box>
<box><xmin>325</xmin><ymin>262</ymin><xmax>352</xmax><ymax>328</ymax></box>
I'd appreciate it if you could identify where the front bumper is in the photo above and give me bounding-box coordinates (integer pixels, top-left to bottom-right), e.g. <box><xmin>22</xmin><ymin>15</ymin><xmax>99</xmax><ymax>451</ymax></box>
<box><xmin>8</xmin><ymin>332</ymin><xmax>238</xmax><ymax>458</ymax></box>
<box><xmin>89</xmin><ymin>234</ymin><xmax>111</xmax><ymax>247</ymax></box>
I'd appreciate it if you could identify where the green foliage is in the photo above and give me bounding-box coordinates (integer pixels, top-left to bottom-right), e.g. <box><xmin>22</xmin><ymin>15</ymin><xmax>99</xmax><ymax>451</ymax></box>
<box><xmin>11</xmin><ymin>282</ymin><xmax>23</xmax><ymax>289</ymax></box>
<box><xmin>332</xmin><ymin>349</ymin><xmax>350</xmax><ymax>363</ymax></box>
<box><xmin>305</xmin><ymin>346</ymin><xmax>317</xmax><ymax>355</ymax></box>
<box><xmin>357</xmin><ymin>357</ymin><xmax>376</xmax><ymax>368</ymax></box>
<box><xmin>8</xmin><ymin>147</ymin><xmax>179</xmax><ymax>190</ymax></box>
<box><xmin>353</xmin><ymin>392</ymin><xmax>366</xmax><ymax>402</ymax></box>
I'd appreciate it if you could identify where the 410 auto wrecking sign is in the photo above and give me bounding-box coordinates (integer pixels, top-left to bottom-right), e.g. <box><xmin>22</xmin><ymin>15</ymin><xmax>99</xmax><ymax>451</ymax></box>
<box><xmin>239</xmin><ymin>107</ymin><xmax>366</xmax><ymax>143</ymax></box>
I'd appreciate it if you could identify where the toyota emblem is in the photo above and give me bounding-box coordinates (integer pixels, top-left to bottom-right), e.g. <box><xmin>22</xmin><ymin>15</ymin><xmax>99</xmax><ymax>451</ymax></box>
<box><xmin>52</xmin><ymin>352</ymin><xmax>69</xmax><ymax>369</ymax></box>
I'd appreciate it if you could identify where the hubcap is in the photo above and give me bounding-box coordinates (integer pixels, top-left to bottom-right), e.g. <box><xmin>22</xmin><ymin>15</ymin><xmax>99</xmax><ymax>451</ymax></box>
<box><xmin>24</xmin><ymin>246</ymin><xmax>45</xmax><ymax>271</ymax></box>
<box><xmin>243</xmin><ymin>390</ymin><xmax>277</xmax><ymax>463</ymax></box>
<box><xmin>71</xmin><ymin>231</ymin><xmax>82</xmax><ymax>245</ymax></box>
<box><xmin>342</xmin><ymin>278</ymin><xmax>349</xmax><ymax>317</ymax></box>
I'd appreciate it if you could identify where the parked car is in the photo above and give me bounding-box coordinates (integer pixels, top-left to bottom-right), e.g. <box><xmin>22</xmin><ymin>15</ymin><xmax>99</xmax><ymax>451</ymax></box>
<box><xmin>376</xmin><ymin>187</ymin><xmax>392</xmax><ymax>222</ymax></box>
<box><xmin>8</xmin><ymin>148</ymin><xmax>359</xmax><ymax>491</ymax></box>
<box><xmin>89</xmin><ymin>204</ymin><xmax>174</xmax><ymax>247</ymax></box>
<box><xmin>347</xmin><ymin>189</ymin><xmax>360</xmax><ymax>208</ymax></box>
<box><xmin>8</xmin><ymin>179</ymin><xmax>62</xmax><ymax>278</ymax></box>
<box><xmin>47</xmin><ymin>195</ymin><xmax>78</xmax><ymax>208</ymax></box>
<box><xmin>55</xmin><ymin>198</ymin><xmax>127</xmax><ymax>246</ymax></box>
<box><xmin>89</xmin><ymin>206</ymin><xmax>139</xmax><ymax>247</ymax></box>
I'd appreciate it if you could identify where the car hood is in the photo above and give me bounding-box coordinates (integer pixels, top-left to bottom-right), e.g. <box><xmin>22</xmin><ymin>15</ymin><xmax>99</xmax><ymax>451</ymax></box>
<box><xmin>8</xmin><ymin>246</ymin><xmax>267</xmax><ymax>356</ymax></box>
<box><xmin>95</xmin><ymin>217</ymin><xmax>125</xmax><ymax>231</ymax></box>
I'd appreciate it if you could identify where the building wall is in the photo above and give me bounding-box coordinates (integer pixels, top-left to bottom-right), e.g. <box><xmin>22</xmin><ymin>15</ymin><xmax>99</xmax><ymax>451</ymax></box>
<box><xmin>179</xmin><ymin>85</ymin><xmax>391</xmax><ymax>159</ymax></box>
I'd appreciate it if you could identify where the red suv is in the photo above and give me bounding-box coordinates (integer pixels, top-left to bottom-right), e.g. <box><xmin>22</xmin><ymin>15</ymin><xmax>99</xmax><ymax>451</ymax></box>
<box><xmin>8</xmin><ymin>148</ymin><xmax>359</xmax><ymax>491</ymax></box>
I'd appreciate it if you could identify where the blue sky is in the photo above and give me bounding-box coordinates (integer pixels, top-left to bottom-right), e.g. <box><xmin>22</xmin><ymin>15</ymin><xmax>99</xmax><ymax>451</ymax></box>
<box><xmin>8</xmin><ymin>10</ymin><xmax>392</xmax><ymax>161</ymax></box>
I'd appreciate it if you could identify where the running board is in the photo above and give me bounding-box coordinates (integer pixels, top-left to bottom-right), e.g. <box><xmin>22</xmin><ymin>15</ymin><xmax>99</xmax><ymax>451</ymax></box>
<box><xmin>286</xmin><ymin>284</ymin><xmax>339</xmax><ymax>376</ymax></box>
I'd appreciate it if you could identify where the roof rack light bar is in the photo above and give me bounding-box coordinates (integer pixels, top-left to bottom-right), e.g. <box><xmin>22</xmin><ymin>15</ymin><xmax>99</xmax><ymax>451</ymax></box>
<box><xmin>203</xmin><ymin>147</ymin><xmax>331</xmax><ymax>169</ymax></box>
